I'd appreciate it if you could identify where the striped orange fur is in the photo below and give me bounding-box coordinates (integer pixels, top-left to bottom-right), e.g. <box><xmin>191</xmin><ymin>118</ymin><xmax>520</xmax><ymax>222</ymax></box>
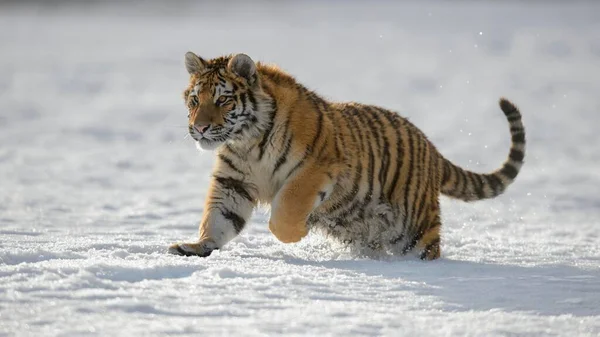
<box><xmin>168</xmin><ymin>52</ymin><xmax>526</xmax><ymax>260</ymax></box>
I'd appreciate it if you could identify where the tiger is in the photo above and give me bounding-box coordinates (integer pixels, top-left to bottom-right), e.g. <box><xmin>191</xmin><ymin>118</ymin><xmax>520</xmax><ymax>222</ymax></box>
<box><xmin>168</xmin><ymin>52</ymin><xmax>526</xmax><ymax>260</ymax></box>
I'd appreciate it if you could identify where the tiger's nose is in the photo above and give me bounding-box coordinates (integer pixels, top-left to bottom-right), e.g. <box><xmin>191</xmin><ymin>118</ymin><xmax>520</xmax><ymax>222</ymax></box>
<box><xmin>194</xmin><ymin>124</ymin><xmax>210</xmax><ymax>134</ymax></box>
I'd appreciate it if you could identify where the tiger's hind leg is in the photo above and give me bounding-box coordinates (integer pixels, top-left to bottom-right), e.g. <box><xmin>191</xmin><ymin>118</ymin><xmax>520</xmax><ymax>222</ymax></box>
<box><xmin>416</xmin><ymin>202</ymin><xmax>442</xmax><ymax>260</ymax></box>
<box><xmin>417</xmin><ymin>224</ymin><xmax>441</xmax><ymax>260</ymax></box>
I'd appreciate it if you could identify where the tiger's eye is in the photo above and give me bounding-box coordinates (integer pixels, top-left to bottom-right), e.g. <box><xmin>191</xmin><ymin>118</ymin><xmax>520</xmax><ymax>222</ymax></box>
<box><xmin>216</xmin><ymin>96</ymin><xmax>228</xmax><ymax>104</ymax></box>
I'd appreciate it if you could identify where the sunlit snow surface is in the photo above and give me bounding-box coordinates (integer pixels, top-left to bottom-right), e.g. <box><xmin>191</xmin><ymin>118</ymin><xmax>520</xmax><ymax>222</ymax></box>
<box><xmin>1</xmin><ymin>1</ymin><xmax>600</xmax><ymax>336</ymax></box>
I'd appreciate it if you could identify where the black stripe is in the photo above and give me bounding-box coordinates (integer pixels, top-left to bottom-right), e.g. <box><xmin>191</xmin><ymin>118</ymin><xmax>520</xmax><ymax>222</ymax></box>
<box><xmin>418</xmin><ymin>138</ymin><xmax>429</xmax><ymax>206</ymax></box>
<box><xmin>500</xmin><ymin>100</ymin><xmax>516</xmax><ymax>115</ymax></box>
<box><xmin>401</xmin><ymin>230</ymin><xmax>423</xmax><ymax>254</ymax></box>
<box><xmin>328</xmin><ymin>160</ymin><xmax>362</xmax><ymax>213</ymax></box>
<box><xmin>341</xmin><ymin>107</ymin><xmax>359</xmax><ymax>146</ymax></box>
<box><xmin>318</xmin><ymin>191</ymin><xmax>326</xmax><ymax>202</ymax></box>
<box><xmin>386</xmin><ymin>151</ymin><xmax>402</xmax><ymax>201</ymax></box>
<box><xmin>509</xmin><ymin>148</ymin><xmax>525</xmax><ymax>162</ymax></box>
<box><xmin>504</xmin><ymin>110</ymin><xmax>520</xmax><ymax>119</ymax></box>
<box><xmin>463</xmin><ymin>173</ymin><xmax>476</xmax><ymax>200</ymax></box>
<box><xmin>410</xmin><ymin>136</ymin><xmax>426</xmax><ymax>226</ymax></box>
<box><xmin>315</xmin><ymin>138</ymin><xmax>329</xmax><ymax>159</ymax></box>
<box><xmin>239</xmin><ymin>93</ymin><xmax>247</xmax><ymax>112</ymax></box>
<box><xmin>419</xmin><ymin>237</ymin><xmax>440</xmax><ymax>260</ymax></box>
<box><xmin>507</xmin><ymin>115</ymin><xmax>522</xmax><ymax>122</ymax></box>
<box><xmin>218</xmin><ymin>154</ymin><xmax>244</xmax><ymax>175</ymax></box>
<box><xmin>501</xmin><ymin>106</ymin><xmax>518</xmax><ymax>116</ymax></box>
<box><xmin>486</xmin><ymin>174</ymin><xmax>504</xmax><ymax>195</ymax></box>
<box><xmin>365</xmin><ymin>139</ymin><xmax>375</xmax><ymax>205</ymax></box>
<box><xmin>381</xmin><ymin>112</ymin><xmax>403</xmax><ymax>201</ymax></box>
<box><xmin>510</xmin><ymin>126</ymin><xmax>524</xmax><ymax>133</ymax></box>
<box><xmin>402</xmin><ymin>132</ymin><xmax>417</xmax><ymax>229</ymax></box>
<box><xmin>247</xmin><ymin>91</ymin><xmax>257</xmax><ymax>110</ymax></box>
<box><xmin>285</xmin><ymin>159</ymin><xmax>305</xmax><ymax>180</ymax></box>
<box><xmin>458</xmin><ymin>167</ymin><xmax>470</xmax><ymax>199</ymax></box>
<box><xmin>217</xmin><ymin>73</ymin><xmax>226</xmax><ymax>85</ymax></box>
<box><xmin>221</xmin><ymin>209</ymin><xmax>245</xmax><ymax>234</ymax></box>
<box><xmin>414</xmin><ymin>151</ymin><xmax>431</xmax><ymax>226</ymax></box>
<box><xmin>511</xmin><ymin>132</ymin><xmax>526</xmax><ymax>143</ymax></box>
<box><xmin>214</xmin><ymin>176</ymin><xmax>254</xmax><ymax>202</ymax></box>
<box><xmin>333</xmin><ymin>133</ymin><xmax>342</xmax><ymax>159</ymax></box>
<box><xmin>346</xmin><ymin>107</ymin><xmax>365</xmax><ymax>153</ymax></box>
<box><xmin>442</xmin><ymin>160</ymin><xmax>451</xmax><ymax>184</ymax></box>
<box><xmin>302</xmin><ymin>91</ymin><xmax>323</xmax><ymax>152</ymax></box>
<box><xmin>472</xmin><ymin>173</ymin><xmax>486</xmax><ymax>199</ymax></box>
<box><xmin>449</xmin><ymin>164</ymin><xmax>462</xmax><ymax>198</ymax></box>
<box><xmin>362</xmin><ymin>107</ymin><xmax>383</xmax><ymax>152</ymax></box>
<box><xmin>267</xmin><ymin>118</ymin><xmax>290</xmax><ymax>151</ymax></box>
<box><xmin>330</xmin><ymin>112</ymin><xmax>345</xmax><ymax>160</ymax></box>
<box><xmin>365</xmin><ymin>107</ymin><xmax>389</xmax><ymax>198</ymax></box>
<box><xmin>463</xmin><ymin>172</ymin><xmax>476</xmax><ymax>200</ymax></box>
<box><xmin>501</xmin><ymin>163</ymin><xmax>519</xmax><ymax>179</ymax></box>
<box><xmin>258</xmin><ymin>97</ymin><xmax>277</xmax><ymax>160</ymax></box>
<box><xmin>352</xmin><ymin>106</ymin><xmax>376</xmax><ymax>206</ymax></box>
<box><xmin>225</xmin><ymin>144</ymin><xmax>245</xmax><ymax>160</ymax></box>
<box><xmin>338</xmin><ymin>199</ymin><xmax>361</xmax><ymax>219</ymax></box>
<box><xmin>272</xmin><ymin>135</ymin><xmax>293</xmax><ymax>175</ymax></box>
<box><xmin>308</xmin><ymin>97</ymin><xmax>324</xmax><ymax>153</ymax></box>
<box><xmin>176</xmin><ymin>246</ymin><xmax>205</xmax><ymax>257</ymax></box>
<box><xmin>345</xmin><ymin>107</ymin><xmax>370</xmax><ymax>218</ymax></box>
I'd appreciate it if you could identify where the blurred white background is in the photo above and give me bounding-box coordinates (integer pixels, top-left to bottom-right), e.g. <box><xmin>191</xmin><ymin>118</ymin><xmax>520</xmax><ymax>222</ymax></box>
<box><xmin>1</xmin><ymin>1</ymin><xmax>599</xmax><ymax>336</ymax></box>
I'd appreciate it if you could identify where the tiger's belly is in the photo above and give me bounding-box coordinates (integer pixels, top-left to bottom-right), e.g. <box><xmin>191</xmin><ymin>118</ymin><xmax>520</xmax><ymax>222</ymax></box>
<box><xmin>306</xmin><ymin>200</ymin><xmax>406</xmax><ymax>251</ymax></box>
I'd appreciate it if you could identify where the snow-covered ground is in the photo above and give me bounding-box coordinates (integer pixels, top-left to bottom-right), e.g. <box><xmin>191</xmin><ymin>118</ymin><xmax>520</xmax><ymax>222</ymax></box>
<box><xmin>1</xmin><ymin>1</ymin><xmax>600</xmax><ymax>336</ymax></box>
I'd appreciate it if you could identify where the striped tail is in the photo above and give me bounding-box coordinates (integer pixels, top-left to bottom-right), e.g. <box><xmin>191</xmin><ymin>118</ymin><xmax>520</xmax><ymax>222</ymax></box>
<box><xmin>440</xmin><ymin>98</ymin><xmax>526</xmax><ymax>201</ymax></box>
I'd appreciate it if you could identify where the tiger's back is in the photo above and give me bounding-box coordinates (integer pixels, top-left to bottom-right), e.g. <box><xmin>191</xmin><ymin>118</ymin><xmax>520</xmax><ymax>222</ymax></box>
<box><xmin>169</xmin><ymin>52</ymin><xmax>526</xmax><ymax>260</ymax></box>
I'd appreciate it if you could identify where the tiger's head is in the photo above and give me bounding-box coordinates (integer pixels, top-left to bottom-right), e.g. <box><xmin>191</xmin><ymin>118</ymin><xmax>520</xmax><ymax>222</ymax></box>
<box><xmin>182</xmin><ymin>52</ymin><xmax>271</xmax><ymax>150</ymax></box>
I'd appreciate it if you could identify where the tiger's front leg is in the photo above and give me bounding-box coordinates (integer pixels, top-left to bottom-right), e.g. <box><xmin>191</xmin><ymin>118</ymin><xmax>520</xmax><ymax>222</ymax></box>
<box><xmin>169</xmin><ymin>172</ymin><xmax>257</xmax><ymax>257</ymax></box>
<box><xmin>269</xmin><ymin>166</ymin><xmax>334</xmax><ymax>243</ymax></box>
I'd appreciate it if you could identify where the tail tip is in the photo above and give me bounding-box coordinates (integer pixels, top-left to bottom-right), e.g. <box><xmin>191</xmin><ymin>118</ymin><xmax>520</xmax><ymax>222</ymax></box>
<box><xmin>499</xmin><ymin>97</ymin><xmax>519</xmax><ymax>116</ymax></box>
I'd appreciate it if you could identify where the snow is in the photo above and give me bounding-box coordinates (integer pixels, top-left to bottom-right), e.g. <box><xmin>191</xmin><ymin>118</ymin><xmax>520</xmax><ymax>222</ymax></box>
<box><xmin>1</xmin><ymin>1</ymin><xmax>600</xmax><ymax>336</ymax></box>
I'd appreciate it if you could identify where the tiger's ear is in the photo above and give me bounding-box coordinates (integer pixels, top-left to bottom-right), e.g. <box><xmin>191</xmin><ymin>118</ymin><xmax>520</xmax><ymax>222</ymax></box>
<box><xmin>185</xmin><ymin>52</ymin><xmax>206</xmax><ymax>75</ymax></box>
<box><xmin>228</xmin><ymin>53</ymin><xmax>256</xmax><ymax>84</ymax></box>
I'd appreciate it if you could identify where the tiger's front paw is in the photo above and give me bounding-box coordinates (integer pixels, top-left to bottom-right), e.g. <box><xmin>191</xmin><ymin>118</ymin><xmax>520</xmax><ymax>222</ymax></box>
<box><xmin>269</xmin><ymin>221</ymin><xmax>308</xmax><ymax>243</ymax></box>
<box><xmin>168</xmin><ymin>240</ymin><xmax>217</xmax><ymax>257</ymax></box>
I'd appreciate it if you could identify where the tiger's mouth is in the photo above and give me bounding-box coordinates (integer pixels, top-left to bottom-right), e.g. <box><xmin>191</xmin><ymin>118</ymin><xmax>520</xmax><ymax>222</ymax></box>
<box><xmin>189</xmin><ymin>124</ymin><xmax>229</xmax><ymax>149</ymax></box>
<box><xmin>191</xmin><ymin>128</ymin><xmax>230</xmax><ymax>150</ymax></box>
<box><xmin>189</xmin><ymin>117</ymin><xmax>259</xmax><ymax>151</ymax></box>
<box><xmin>195</xmin><ymin>138</ymin><xmax>224</xmax><ymax>151</ymax></box>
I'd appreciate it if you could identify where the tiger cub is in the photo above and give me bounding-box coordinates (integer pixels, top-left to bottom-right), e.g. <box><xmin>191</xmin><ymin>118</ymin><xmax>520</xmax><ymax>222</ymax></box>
<box><xmin>168</xmin><ymin>52</ymin><xmax>526</xmax><ymax>260</ymax></box>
